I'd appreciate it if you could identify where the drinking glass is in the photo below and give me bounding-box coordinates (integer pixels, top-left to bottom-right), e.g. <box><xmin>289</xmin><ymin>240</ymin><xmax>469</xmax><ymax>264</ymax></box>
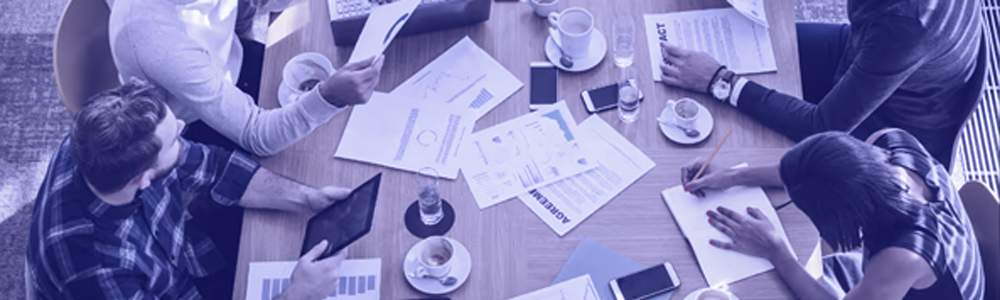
<box><xmin>612</xmin><ymin>14</ymin><xmax>635</xmax><ymax>68</ymax></box>
<box><xmin>618</xmin><ymin>66</ymin><xmax>640</xmax><ymax>123</ymax></box>
<box><xmin>415</xmin><ymin>167</ymin><xmax>443</xmax><ymax>226</ymax></box>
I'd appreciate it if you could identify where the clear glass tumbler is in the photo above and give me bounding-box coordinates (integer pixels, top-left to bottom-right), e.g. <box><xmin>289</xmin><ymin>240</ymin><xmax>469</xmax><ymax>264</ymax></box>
<box><xmin>416</xmin><ymin>167</ymin><xmax>443</xmax><ymax>226</ymax></box>
<box><xmin>612</xmin><ymin>14</ymin><xmax>636</xmax><ymax>68</ymax></box>
<box><xmin>618</xmin><ymin>66</ymin><xmax>640</xmax><ymax>123</ymax></box>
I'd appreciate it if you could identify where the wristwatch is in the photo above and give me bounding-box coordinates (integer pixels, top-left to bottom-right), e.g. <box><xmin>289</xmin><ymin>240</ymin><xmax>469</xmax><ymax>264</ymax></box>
<box><xmin>711</xmin><ymin>69</ymin><xmax>736</xmax><ymax>101</ymax></box>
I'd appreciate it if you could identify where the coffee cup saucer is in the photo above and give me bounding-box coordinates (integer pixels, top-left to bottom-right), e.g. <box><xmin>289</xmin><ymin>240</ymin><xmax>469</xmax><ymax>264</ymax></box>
<box><xmin>544</xmin><ymin>29</ymin><xmax>607</xmax><ymax>72</ymax></box>
<box><xmin>658</xmin><ymin>101</ymin><xmax>714</xmax><ymax>144</ymax></box>
<box><xmin>682</xmin><ymin>287</ymin><xmax>740</xmax><ymax>300</ymax></box>
<box><xmin>403</xmin><ymin>237</ymin><xmax>472</xmax><ymax>295</ymax></box>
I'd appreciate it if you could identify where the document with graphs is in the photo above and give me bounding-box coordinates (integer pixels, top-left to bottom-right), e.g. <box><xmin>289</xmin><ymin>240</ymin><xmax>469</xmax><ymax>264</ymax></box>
<box><xmin>246</xmin><ymin>258</ymin><xmax>381</xmax><ymax>300</ymax></box>
<box><xmin>390</xmin><ymin>36</ymin><xmax>523</xmax><ymax>120</ymax></box>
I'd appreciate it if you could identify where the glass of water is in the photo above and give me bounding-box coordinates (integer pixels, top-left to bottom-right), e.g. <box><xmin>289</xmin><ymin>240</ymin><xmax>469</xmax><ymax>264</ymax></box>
<box><xmin>415</xmin><ymin>167</ymin><xmax>443</xmax><ymax>226</ymax></box>
<box><xmin>612</xmin><ymin>14</ymin><xmax>635</xmax><ymax>68</ymax></box>
<box><xmin>618</xmin><ymin>66</ymin><xmax>640</xmax><ymax>123</ymax></box>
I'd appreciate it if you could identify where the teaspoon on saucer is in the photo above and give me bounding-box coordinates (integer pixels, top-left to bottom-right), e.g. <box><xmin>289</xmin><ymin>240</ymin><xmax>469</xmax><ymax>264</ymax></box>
<box><xmin>407</xmin><ymin>270</ymin><xmax>458</xmax><ymax>286</ymax></box>
<box><xmin>657</xmin><ymin>117</ymin><xmax>700</xmax><ymax>137</ymax></box>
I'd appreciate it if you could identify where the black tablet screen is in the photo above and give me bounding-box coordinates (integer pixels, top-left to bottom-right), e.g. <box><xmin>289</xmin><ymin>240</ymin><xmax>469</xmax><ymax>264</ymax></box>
<box><xmin>301</xmin><ymin>173</ymin><xmax>381</xmax><ymax>260</ymax></box>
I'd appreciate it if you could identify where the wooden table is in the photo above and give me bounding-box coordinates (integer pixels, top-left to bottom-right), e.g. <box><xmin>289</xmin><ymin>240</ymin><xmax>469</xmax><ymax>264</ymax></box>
<box><xmin>234</xmin><ymin>0</ymin><xmax>820</xmax><ymax>299</ymax></box>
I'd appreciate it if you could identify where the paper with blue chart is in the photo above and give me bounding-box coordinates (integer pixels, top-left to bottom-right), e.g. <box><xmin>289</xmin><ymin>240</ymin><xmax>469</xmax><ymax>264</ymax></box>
<box><xmin>348</xmin><ymin>0</ymin><xmax>421</xmax><ymax>63</ymax></box>
<box><xmin>390</xmin><ymin>36</ymin><xmax>523</xmax><ymax>120</ymax></box>
<box><xmin>509</xmin><ymin>274</ymin><xmax>602</xmax><ymax>300</ymax></box>
<box><xmin>245</xmin><ymin>258</ymin><xmax>381</xmax><ymax>300</ymax></box>
<box><xmin>461</xmin><ymin>101</ymin><xmax>596</xmax><ymax>209</ymax></box>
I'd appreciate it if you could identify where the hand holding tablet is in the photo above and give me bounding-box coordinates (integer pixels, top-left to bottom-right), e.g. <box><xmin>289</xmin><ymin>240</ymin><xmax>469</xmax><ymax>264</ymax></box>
<box><xmin>301</xmin><ymin>173</ymin><xmax>383</xmax><ymax>260</ymax></box>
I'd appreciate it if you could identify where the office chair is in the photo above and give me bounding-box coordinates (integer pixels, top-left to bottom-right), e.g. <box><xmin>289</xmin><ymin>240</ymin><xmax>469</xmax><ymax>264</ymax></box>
<box><xmin>53</xmin><ymin>0</ymin><xmax>120</xmax><ymax>119</ymax></box>
<box><xmin>958</xmin><ymin>180</ymin><xmax>1000</xmax><ymax>300</ymax></box>
<box><xmin>944</xmin><ymin>34</ymin><xmax>989</xmax><ymax>171</ymax></box>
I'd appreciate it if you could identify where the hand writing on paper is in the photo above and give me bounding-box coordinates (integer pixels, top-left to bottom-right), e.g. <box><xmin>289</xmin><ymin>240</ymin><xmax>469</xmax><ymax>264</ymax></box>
<box><xmin>658</xmin><ymin>42</ymin><xmax>721</xmax><ymax>93</ymax></box>
<box><xmin>279</xmin><ymin>240</ymin><xmax>349</xmax><ymax>300</ymax></box>
<box><xmin>680</xmin><ymin>158</ymin><xmax>740</xmax><ymax>197</ymax></box>
<box><xmin>320</xmin><ymin>55</ymin><xmax>386</xmax><ymax>107</ymax></box>
<box><xmin>706</xmin><ymin>206</ymin><xmax>787</xmax><ymax>261</ymax></box>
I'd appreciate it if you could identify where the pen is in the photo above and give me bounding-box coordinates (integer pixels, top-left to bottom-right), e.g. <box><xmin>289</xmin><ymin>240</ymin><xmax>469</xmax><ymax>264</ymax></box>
<box><xmin>691</xmin><ymin>129</ymin><xmax>732</xmax><ymax>181</ymax></box>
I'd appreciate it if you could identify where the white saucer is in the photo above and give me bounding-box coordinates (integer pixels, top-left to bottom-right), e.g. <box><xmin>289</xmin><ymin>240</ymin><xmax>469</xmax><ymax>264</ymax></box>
<box><xmin>403</xmin><ymin>237</ymin><xmax>472</xmax><ymax>295</ymax></box>
<box><xmin>682</xmin><ymin>288</ymin><xmax>740</xmax><ymax>300</ymax></box>
<box><xmin>545</xmin><ymin>29</ymin><xmax>607</xmax><ymax>72</ymax></box>
<box><xmin>658</xmin><ymin>101</ymin><xmax>714</xmax><ymax>144</ymax></box>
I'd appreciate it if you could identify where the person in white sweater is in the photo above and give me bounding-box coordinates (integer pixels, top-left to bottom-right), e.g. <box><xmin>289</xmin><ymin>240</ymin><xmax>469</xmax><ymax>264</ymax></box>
<box><xmin>109</xmin><ymin>0</ymin><xmax>385</xmax><ymax>156</ymax></box>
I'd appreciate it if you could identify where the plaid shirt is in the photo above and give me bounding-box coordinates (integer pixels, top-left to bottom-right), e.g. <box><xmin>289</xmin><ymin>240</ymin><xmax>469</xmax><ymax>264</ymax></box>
<box><xmin>28</xmin><ymin>137</ymin><xmax>260</xmax><ymax>299</ymax></box>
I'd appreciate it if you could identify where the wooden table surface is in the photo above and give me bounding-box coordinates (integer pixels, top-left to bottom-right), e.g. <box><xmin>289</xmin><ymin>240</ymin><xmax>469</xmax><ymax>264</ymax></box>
<box><xmin>233</xmin><ymin>0</ymin><xmax>819</xmax><ymax>299</ymax></box>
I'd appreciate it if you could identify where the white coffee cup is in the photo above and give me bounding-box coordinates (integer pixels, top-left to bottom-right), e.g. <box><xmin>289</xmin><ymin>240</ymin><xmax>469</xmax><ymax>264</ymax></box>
<box><xmin>547</xmin><ymin>7</ymin><xmax>594</xmax><ymax>59</ymax></box>
<box><xmin>279</xmin><ymin>52</ymin><xmax>334</xmax><ymax>107</ymax></box>
<box><xmin>414</xmin><ymin>236</ymin><xmax>454</xmax><ymax>278</ymax></box>
<box><xmin>697</xmin><ymin>288</ymin><xmax>736</xmax><ymax>300</ymax></box>
<box><xmin>521</xmin><ymin>0</ymin><xmax>558</xmax><ymax>18</ymax></box>
<box><xmin>666</xmin><ymin>98</ymin><xmax>700</xmax><ymax>129</ymax></box>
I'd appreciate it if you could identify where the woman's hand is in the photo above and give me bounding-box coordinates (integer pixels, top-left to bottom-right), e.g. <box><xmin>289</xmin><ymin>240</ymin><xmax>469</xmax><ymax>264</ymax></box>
<box><xmin>681</xmin><ymin>158</ymin><xmax>741</xmax><ymax>197</ymax></box>
<box><xmin>707</xmin><ymin>206</ymin><xmax>787</xmax><ymax>261</ymax></box>
<box><xmin>659</xmin><ymin>42</ymin><xmax>723</xmax><ymax>94</ymax></box>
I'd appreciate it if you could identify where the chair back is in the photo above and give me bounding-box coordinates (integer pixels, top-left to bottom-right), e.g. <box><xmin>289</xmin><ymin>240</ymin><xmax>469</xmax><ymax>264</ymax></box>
<box><xmin>944</xmin><ymin>33</ymin><xmax>990</xmax><ymax>170</ymax></box>
<box><xmin>958</xmin><ymin>180</ymin><xmax>1000</xmax><ymax>300</ymax></box>
<box><xmin>53</xmin><ymin>0</ymin><xmax>120</xmax><ymax>119</ymax></box>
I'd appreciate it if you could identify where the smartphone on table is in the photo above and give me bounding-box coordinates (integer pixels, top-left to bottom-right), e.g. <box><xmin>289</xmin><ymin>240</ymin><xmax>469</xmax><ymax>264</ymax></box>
<box><xmin>529</xmin><ymin>61</ymin><xmax>558</xmax><ymax>110</ymax></box>
<box><xmin>581</xmin><ymin>79</ymin><xmax>643</xmax><ymax>113</ymax></box>
<box><xmin>609</xmin><ymin>262</ymin><xmax>681</xmax><ymax>300</ymax></box>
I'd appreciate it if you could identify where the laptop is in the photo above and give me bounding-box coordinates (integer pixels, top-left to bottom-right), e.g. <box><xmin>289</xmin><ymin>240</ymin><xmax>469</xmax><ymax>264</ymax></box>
<box><xmin>301</xmin><ymin>173</ymin><xmax>382</xmax><ymax>260</ymax></box>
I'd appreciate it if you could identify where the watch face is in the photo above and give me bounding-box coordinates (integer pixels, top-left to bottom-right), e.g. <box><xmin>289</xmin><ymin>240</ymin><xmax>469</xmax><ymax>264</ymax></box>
<box><xmin>712</xmin><ymin>80</ymin><xmax>731</xmax><ymax>100</ymax></box>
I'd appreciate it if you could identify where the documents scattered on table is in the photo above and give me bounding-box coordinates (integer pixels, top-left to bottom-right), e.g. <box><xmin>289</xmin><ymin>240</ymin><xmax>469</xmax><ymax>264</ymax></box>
<box><xmin>509</xmin><ymin>274</ymin><xmax>602</xmax><ymax>300</ymax></box>
<box><xmin>727</xmin><ymin>0</ymin><xmax>768</xmax><ymax>27</ymax></box>
<box><xmin>391</xmin><ymin>36</ymin><xmax>523</xmax><ymax>120</ymax></box>
<box><xmin>461</xmin><ymin>101</ymin><xmax>595</xmax><ymax>209</ymax></box>
<box><xmin>246</xmin><ymin>258</ymin><xmax>382</xmax><ymax>300</ymax></box>
<box><xmin>335</xmin><ymin>92</ymin><xmax>473</xmax><ymax>179</ymax></box>
<box><xmin>661</xmin><ymin>182</ymin><xmax>794</xmax><ymax>287</ymax></box>
<box><xmin>554</xmin><ymin>237</ymin><xmax>675</xmax><ymax>300</ymax></box>
<box><xmin>644</xmin><ymin>8</ymin><xmax>776</xmax><ymax>82</ymax></box>
<box><xmin>518</xmin><ymin>115</ymin><xmax>655</xmax><ymax>236</ymax></box>
<box><xmin>348</xmin><ymin>0</ymin><xmax>421</xmax><ymax>62</ymax></box>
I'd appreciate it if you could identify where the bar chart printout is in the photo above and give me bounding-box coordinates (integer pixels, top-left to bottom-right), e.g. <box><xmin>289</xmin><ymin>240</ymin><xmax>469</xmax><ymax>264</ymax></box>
<box><xmin>246</xmin><ymin>258</ymin><xmax>382</xmax><ymax>300</ymax></box>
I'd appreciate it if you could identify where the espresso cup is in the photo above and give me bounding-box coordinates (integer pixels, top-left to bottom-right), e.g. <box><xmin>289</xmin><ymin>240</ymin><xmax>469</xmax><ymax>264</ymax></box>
<box><xmin>521</xmin><ymin>0</ymin><xmax>558</xmax><ymax>18</ymax></box>
<box><xmin>697</xmin><ymin>288</ymin><xmax>736</xmax><ymax>300</ymax></box>
<box><xmin>279</xmin><ymin>52</ymin><xmax>334</xmax><ymax>107</ymax></box>
<box><xmin>414</xmin><ymin>236</ymin><xmax>454</xmax><ymax>278</ymax></box>
<box><xmin>666</xmin><ymin>98</ymin><xmax>700</xmax><ymax>129</ymax></box>
<box><xmin>547</xmin><ymin>7</ymin><xmax>594</xmax><ymax>59</ymax></box>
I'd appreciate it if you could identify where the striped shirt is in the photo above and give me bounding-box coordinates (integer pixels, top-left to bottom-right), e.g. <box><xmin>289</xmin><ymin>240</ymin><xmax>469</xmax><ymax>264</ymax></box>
<box><xmin>27</xmin><ymin>137</ymin><xmax>260</xmax><ymax>299</ymax></box>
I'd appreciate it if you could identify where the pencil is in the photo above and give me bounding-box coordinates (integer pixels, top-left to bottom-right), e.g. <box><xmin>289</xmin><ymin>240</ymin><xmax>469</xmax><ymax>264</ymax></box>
<box><xmin>691</xmin><ymin>129</ymin><xmax>733</xmax><ymax>181</ymax></box>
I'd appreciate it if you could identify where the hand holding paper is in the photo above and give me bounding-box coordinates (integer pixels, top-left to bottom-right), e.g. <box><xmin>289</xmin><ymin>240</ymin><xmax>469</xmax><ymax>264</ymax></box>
<box><xmin>348</xmin><ymin>0</ymin><xmax>421</xmax><ymax>63</ymax></box>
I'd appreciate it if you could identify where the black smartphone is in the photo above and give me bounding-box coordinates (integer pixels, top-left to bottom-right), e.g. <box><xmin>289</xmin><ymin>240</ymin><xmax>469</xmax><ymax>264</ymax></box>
<box><xmin>581</xmin><ymin>80</ymin><xmax>643</xmax><ymax>113</ymax></box>
<box><xmin>609</xmin><ymin>262</ymin><xmax>681</xmax><ymax>300</ymax></box>
<box><xmin>529</xmin><ymin>61</ymin><xmax>558</xmax><ymax>110</ymax></box>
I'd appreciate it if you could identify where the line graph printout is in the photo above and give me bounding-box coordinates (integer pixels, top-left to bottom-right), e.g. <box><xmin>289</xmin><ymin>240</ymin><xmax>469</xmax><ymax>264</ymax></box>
<box><xmin>390</xmin><ymin>36</ymin><xmax>523</xmax><ymax>120</ymax></box>
<box><xmin>509</xmin><ymin>274</ymin><xmax>601</xmax><ymax>300</ymax></box>
<box><xmin>246</xmin><ymin>259</ymin><xmax>381</xmax><ymax>300</ymax></box>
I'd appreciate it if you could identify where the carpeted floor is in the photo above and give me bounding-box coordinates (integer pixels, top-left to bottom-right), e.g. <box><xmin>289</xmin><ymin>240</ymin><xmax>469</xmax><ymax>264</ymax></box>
<box><xmin>0</xmin><ymin>0</ymin><xmax>847</xmax><ymax>298</ymax></box>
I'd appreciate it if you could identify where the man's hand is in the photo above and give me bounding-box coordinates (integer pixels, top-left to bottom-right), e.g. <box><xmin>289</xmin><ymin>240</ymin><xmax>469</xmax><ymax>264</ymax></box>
<box><xmin>279</xmin><ymin>240</ymin><xmax>348</xmax><ymax>300</ymax></box>
<box><xmin>304</xmin><ymin>186</ymin><xmax>351</xmax><ymax>214</ymax></box>
<box><xmin>658</xmin><ymin>42</ymin><xmax>722</xmax><ymax>93</ymax></box>
<box><xmin>680</xmin><ymin>158</ymin><xmax>740</xmax><ymax>197</ymax></box>
<box><xmin>707</xmin><ymin>206</ymin><xmax>787</xmax><ymax>261</ymax></box>
<box><xmin>319</xmin><ymin>55</ymin><xmax>386</xmax><ymax>107</ymax></box>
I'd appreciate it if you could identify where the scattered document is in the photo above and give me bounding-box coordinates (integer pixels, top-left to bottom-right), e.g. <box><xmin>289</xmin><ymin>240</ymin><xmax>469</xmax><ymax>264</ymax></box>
<box><xmin>554</xmin><ymin>237</ymin><xmax>674</xmax><ymax>300</ymax></box>
<box><xmin>644</xmin><ymin>9</ymin><xmax>776</xmax><ymax>82</ymax></box>
<box><xmin>727</xmin><ymin>0</ymin><xmax>768</xmax><ymax>27</ymax></box>
<box><xmin>518</xmin><ymin>115</ymin><xmax>655</xmax><ymax>236</ymax></box>
<box><xmin>246</xmin><ymin>258</ymin><xmax>381</xmax><ymax>300</ymax></box>
<box><xmin>391</xmin><ymin>36</ymin><xmax>523</xmax><ymax>120</ymax></box>
<box><xmin>461</xmin><ymin>101</ymin><xmax>595</xmax><ymax>209</ymax></box>
<box><xmin>509</xmin><ymin>274</ymin><xmax>602</xmax><ymax>300</ymax></box>
<box><xmin>661</xmin><ymin>183</ymin><xmax>794</xmax><ymax>286</ymax></box>
<box><xmin>348</xmin><ymin>0</ymin><xmax>421</xmax><ymax>62</ymax></box>
<box><xmin>336</xmin><ymin>92</ymin><xmax>473</xmax><ymax>179</ymax></box>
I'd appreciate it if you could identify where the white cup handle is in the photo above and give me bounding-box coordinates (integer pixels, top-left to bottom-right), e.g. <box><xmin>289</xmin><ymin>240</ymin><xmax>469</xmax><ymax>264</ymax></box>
<box><xmin>415</xmin><ymin>265</ymin><xmax>429</xmax><ymax>277</ymax></box>
<box><xmin>547</xmin><ymin>12</ymin><xmax>560</xmax><ymax>27</ymax></box>
<box><xmin>547</xmin><ymin>27</ymin><xmax>563</xmax><ymax>47</ymax></box>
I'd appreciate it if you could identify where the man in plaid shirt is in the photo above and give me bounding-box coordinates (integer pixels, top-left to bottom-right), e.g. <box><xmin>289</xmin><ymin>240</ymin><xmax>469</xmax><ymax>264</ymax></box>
<box><xmin>28</xmin><ymin>79</ymin><xmax>350</xmax><ymax>299</ymax></box>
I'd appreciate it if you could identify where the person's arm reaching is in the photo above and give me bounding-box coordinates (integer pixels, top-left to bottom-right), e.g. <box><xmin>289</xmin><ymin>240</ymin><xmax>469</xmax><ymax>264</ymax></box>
<box><xmin>238</xmin><ymin>167</ymin><xmax>351</xmax><ymax>214</ymax></box>
<box><xmin>679</xmin><ymin>158</ymin><xmax>783</xmax><ymax>197</ymax></box>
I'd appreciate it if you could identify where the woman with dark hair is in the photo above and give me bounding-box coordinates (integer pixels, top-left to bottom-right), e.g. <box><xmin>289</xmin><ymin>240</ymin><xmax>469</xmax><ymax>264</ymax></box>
<box><xmin>681</xmin><ymin>130</ymin><xmax>984</xmax><ymax>299</ymax></box>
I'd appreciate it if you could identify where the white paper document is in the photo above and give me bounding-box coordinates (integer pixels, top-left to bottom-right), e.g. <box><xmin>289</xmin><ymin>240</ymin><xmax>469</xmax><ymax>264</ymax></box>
<box><xmin>461</xmin><ymin>101</ymin><xmax>595</xmax><ymax>209</ymax></box>
<box><xmin>246</xmin><ymin>258</ymin><xmax>381</xmax><ymax>300</ymax></box>
<box><xmin>644</xmin><ymin>8</ymin><xmax>776</xmax><ymax>82</ymax></box>
<box><xmin>518</xmin><ymin>115</ymin><xmax>656</xmax><ymax>236</ymax></box>
<box><xmin>335</xmin><ymin>92</ymin><xmax>473</xmax><ymax>179</ymax></box>
<box><xmin>391</xmin><ymin>36</ymin><xmax>523</xmax><ymax>120</ymax></box>
<box><xmin>509</xmin><ymin>274</ymin><xmax>602</xmax><ymax>300</ymax></box>
<box><xmin>348</xmin><ymin>0</ymin><xmax>421</xmax><ymax>63</ymax></box>
<box><xmin>661</xmin><ymin>184</ymin><xmax>794</xmax><ymax>286</ymax></box>
<box><xmin>728</xmin><ymin>0</ymin><xmax>768</xmax><ymax>27</ymax></box>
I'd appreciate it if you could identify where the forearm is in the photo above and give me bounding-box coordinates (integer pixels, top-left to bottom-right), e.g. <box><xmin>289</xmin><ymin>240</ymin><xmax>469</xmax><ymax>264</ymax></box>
<box><xmin>732</xmin><ymin>163</ymin><xmax>784</xmax><ymax>188</ymax></box>
<box><xmin>770</xmin><ymin>250</ymin><xmax>837</xmax><ymax>300</ymax></box>
<box><xmin>242</xmin><ymin>89</ymin><xmax>344</xmax><ymax>156</ymax></box>
<box><xmin>239</xmin><ymin>168</ymin><xmax>316</xmax><ymax>213</ymax></box>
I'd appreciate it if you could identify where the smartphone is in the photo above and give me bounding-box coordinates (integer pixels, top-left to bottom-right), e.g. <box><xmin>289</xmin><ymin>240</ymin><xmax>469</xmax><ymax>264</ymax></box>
<box><xmin>581</xmin><ymin>80</ymin><xmax>643</xmax><ymax>113</ymax></box>
<box><xmin>609</xmin><ymin>262</ymin><xmax>681</xmax><ymax>300</ymax></box>
<box><xmin>529</xmin><ymin>61</ymin><xmax>558</xmax><ymax>110</ymax></box>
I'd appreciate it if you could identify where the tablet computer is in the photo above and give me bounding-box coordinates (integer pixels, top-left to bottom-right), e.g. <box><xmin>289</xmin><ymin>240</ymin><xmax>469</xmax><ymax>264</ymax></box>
<box><xmin>301</xmin><ymin>173</ymin><xmax>382</xmax><ymax>260</ymax></box>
